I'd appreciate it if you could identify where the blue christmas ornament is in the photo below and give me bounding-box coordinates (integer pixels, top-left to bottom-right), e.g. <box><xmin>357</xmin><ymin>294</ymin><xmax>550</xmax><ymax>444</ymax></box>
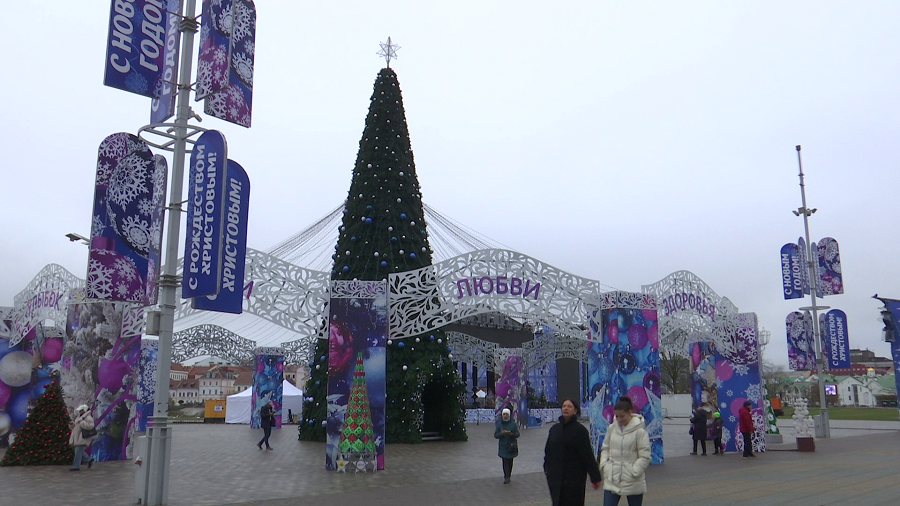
<box><xmin>351</xmin><ymin>236</ymin><xmax>357</xmax><ymax>242</ymax></box>
<box><xmin>409</xmin><ymin>253</ymin><xmax>416</xmax><ymax>259</ymax></box>
<box><xmin>397</xmin><ymin>341</ymin><xmax>405</xmax><ymax>348</ymax></box>
<box><xmin>380</xmin><ymin>260</ymin><xmax>388</xmax><ymax>267</ymax></box>
<box><xmin>319</xmin><ymin>355</ymin><xmax>326</xmax><ymax>362</ymax></box>
<box><xmin>400</xmin><ymin>213</ymin><xmax>407</xmax><ymax>219</ymax></box>
<box><xmin>365</xmin><ymin>217</ymin><xmax>373</xmax><ymax>224</ymax></box>
<box><xmin>390</xmin><ymin>236</ymin><xmax>398</xmax><ymax>243</ymax></box>
<box><xmin>342</xmin><ymin>265</ymin><xmax>350</xmax><ymax>272</ymax></box>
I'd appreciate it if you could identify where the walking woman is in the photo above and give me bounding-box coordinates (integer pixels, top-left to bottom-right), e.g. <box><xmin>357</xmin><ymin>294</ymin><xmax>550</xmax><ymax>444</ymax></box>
<box><xmin>68</xmin><ymin>404</ymin><xmax>95</xmax><ymax>471</ymax></box>
<box><xmin>599</xmin><ymin>396</ymin><xmax>651</xmax><ymax>506</ymax></box>
<box><xmin>257</xmin><ymin>401</ymin><xmax>275</xmax><ymax>450</ymax></box>
<box><xmin>544</xmin><ymin>398</ymin><xmax>601</xmax><ymax>506</ymax></box>
<box><xmin>494</xmin><ymin>407</ymin><xmax>520</xmax><ymax>484</ymax></box>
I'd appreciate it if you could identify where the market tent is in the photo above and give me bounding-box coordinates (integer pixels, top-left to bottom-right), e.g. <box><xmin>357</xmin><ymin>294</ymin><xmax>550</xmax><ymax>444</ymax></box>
<box><xmin>224</xmin><ymin>380</ymin><xmax>303</xmax><ymax>424</ymax></box>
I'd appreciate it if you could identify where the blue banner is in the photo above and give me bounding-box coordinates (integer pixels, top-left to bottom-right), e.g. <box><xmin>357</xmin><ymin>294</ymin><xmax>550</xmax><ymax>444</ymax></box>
<box><xmin>815</xmin><ymin>237</ymin><xmax>844</xmax><ymax>296</ymax></box>
<box><xmin>786</xmin><ymin>311</ymin><xmax>815</xmax><ymax>371</ymax></box>
<box><xmin>103</xmin><ymin>0</ymin><xmax>168</xmax><ymax>98</ymax></box>
<box><xmin>87</xmin><ymin>133</ymin><xmax>165</xmax><ymax>304</ymax></box>
<box><xmin>797</xmin><ymin>237</ymin><xmax>811</xmax><ymax>295</ymax></box>
<box><xmin>192</xmin><ymin>160</ymin><xmax>250</xmax><ymax>313</ymax></box>
<box><xmin>780</xmin><ymin>242</ymin><xmax>804</xmax><ymax>300</ymax></box>
<box><xmin>150</xmin><ymin>0</ymin><xmax>183</xmax><ymax>123</ymax></box>
<box><xmin>204</xmin><ymin>0</ymin><xmax>256</xmax><ymax>127</ymax></box>
<box><xmin>820</xmin><ymin>309</ymin><xmax>850</xmax><ymax>369</ymax></box>
<box><xmin>182</xmin><ymin>130</ymin><xmax>227</xmax><ymax>299</ymax></box>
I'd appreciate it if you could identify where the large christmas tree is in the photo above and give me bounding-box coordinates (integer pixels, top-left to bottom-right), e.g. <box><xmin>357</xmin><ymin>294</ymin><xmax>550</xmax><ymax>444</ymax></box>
<box><xmin>1</xmin><ymin>376</ymin><xmax>75</xmax><ymax>466</ymax></box>
<box><xmin>299</xmin><ymin>66</ymin><xmax>467</xmax><ymax>444</ymax></box>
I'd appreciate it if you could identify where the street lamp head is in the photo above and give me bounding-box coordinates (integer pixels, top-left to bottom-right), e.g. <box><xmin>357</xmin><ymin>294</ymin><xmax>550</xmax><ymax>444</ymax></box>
<box><xmin>65</xmin><ymin>232</ymin><xmax>89</xmax><ymax>245</ymax></box>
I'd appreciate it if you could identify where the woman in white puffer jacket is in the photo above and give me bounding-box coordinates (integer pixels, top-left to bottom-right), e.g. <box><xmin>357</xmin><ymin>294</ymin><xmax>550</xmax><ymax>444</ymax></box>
<box><xmin>599</xmin><ymin>396</ymin><xmax>651</xmax><ymax>506</ymax></box>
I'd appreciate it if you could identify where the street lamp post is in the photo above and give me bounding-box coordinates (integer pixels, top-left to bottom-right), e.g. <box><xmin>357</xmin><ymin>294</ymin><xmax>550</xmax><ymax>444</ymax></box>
<box><xmin>793</xmin><ymin>145</ymin><xmax>830</xmax><ymax>438</ymax></box>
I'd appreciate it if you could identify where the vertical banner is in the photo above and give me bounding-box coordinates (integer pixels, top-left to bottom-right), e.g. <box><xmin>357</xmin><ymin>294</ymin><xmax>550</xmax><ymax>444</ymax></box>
<box><xmin>150</xmin><ymin>0</ymin><xmax>184</xmax><ymax>123</ymax></box>
<box><xmin>196</xmin><ymin>0</ymin><xmax>232</xmax><ymax>99</ymax></box>
<box><xmin>780</xmin><ymin>242</ymin><xmax>804</xmax><ymax>300</ymax></box>
<box><xmin>587</xmin><ymin>301</ymin><xmax>663</xmax><ymax>464</ymax></box>
<box><xmin>815</xmin><ymin>237</ymin><xmax>844</xmax><ymax>296</ymax></box>
<box><xmin>326</xmin><ymin>281</ymin><xmax>387</xmax><ymax>472</ymax></box>
<box><xmin>251</xmin><ymin>348</ymin><xmax>283</xmax><ymax>429</ymax></box>
<box><xmin>103</xmin><ymin>0</ymin><xmax>168</xmax><ymax>98</ymax></box>
<box><xmin>136</xmin><ymin>339</ymin><xmax>158</xmax><ymax>432</ymax></box>
<box><xmin>87</xmin><ymin>133</ymin><xmax>165</xmax><ymax>304</ymax></box>
<box><xmin>146</xmin><ymin>155</ymin><xmax>168</xmax><ymax>306</ymax></box>
<box><xmin>714</xmin><ymin>313</ymin><xmax>766</xmax><ymax>454</ymax></box>
<box><xmin>798</xmin><ymin>237</ymin><xmax>811</xmax><ymax>295</ymax></box>
<box><xmin>182</xmin><ymin>130</ymin><xmax>228</xmax><ymax>299</ymax></box>
<box><xmin>689</xmin><ymin>341</ymin><xmax>718</xmax><ymax>414</ymax></box>
<box><xmin>786</xmin><ymin>311</ymin><xmax>815</xmax><ymax>371</ymax></box>
<box><xmin>820</xmin><ymin>309</ymin><xmax>850</xmax><ymax>369</ymax></box>
<box><xmin>192</xmin><ymin>159</ymin><xmax>250</xmax><ymax>313</ymax></box>
<box><xmin>494</xmin><ymin>354</ymin><xmax>526</xmax><ymax>425</ymax></box>
<box><xmin>204</xmin><ymin>0</ymin><xmax>256</xmax><ymax>127</ymax></box>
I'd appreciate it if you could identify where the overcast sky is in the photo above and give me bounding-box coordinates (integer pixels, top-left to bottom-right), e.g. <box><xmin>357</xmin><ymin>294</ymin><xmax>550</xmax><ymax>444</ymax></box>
<box><xmin>3</xmin><ymin>2</ymin><xmax>899</xmax><ymax>368</ymax></box>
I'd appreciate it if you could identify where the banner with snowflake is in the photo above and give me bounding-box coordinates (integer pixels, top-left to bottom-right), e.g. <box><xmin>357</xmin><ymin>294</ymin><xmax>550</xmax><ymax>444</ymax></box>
<box><xmin>103</xmin><ymin>0</ymin><xmax>169</xmax><ymax>98</ymax></box>
<box><xmin>150</xmin><ymin>0</ymin><xmax>184</xmax><ymax>123</ymax></box>
<box><xmin>326</xmin><ymin>281</ymin><xmax>387</xmax><ymax>471</ymax></box>
<box><xmin>192</xmin><ymin>159</ymin><xmax>250</xmax><ymax>313</ymax></box>
<box><xmin>136</xmin><ymin>339</ymin><xmax>158</xmax><ymax>432</ymax></box>
<box><xmin>714</xmin><ymin>314</ymin><xmax>766</xmax><ymax>454</ymax></box>
<box><xmin>87</xmin><ymin>133</ymin><xmax>166</xmax><ymax>304</ymax></box>
<box><xmin>196</xmin><ymin>0</ymin><xmax>231</xmax><ymax>99</ymax></box>
<box><xmin>786</xmin><ymin>311</ymin><xmax>815</xmax><ymax>371</ymax></box>
<box><xmin>251</xmin><ymin>348</ymin><xmax>283</xmax><ymax>429</ymax></box>
<box><xmin>203</xmin><ymin>0</ymin><xmax>256</xmax><ymax>127</ymax></box>
<box><xmin>587</xmin><ymin>304</ymin><xmax>663</xmax><ymax>465</ymax></box>
<box><xmin>814</xmin><ymin>237</ymin><xmax>843</xmax><ymax>296</ymax></box>
<box><xmin>182</xmin><ymin>130</ymin><xmax>228</xmax><ymax>299</ymax></box>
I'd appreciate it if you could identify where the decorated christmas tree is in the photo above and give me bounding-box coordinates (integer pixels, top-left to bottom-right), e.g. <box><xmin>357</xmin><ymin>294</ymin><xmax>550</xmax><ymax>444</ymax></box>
<box><xmin>300</xmin><ymin>60</ymin><xmax>467</xmax><ymax>444</ymax></box>
<box><xmin>337</xmin><ymin>353</ymin><xmax>376</xmax><ymax>471</ymax></box>
<box><xmin>1</xmin><ymin>376</ymin><xmax>75</xmax><ymax>466</ymax></box>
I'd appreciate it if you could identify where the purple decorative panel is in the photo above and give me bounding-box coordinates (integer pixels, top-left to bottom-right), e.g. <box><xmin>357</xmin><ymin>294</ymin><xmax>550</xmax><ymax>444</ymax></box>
<box><xmin>203</xmin><ymin>0</ymin><xmax>256</xmax><ymax>127</ymax></box>
<box><xmin>786</xmin><ymin>311</ymin><xmax>815</xmax><ymax>371</ymax></box>
<box><xmin>251</xmin><ymin>348</ymin><xmax>283</xmax><ymax>429</ymax></box>
<box><xmin>714</xmin><ymin>314</ymin><xmax>765</xmax><ymax>454</ymax></box>
<box><xmin>588</xmin><ymin>305</ymin><xmax>663</xmax><ymax>464</ymax></box>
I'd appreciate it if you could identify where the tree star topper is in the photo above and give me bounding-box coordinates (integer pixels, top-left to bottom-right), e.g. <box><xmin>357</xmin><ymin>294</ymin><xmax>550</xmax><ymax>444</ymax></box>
<box><xmin>377</xmin><ymin>37</ymin><xmax>400</xmax><ymax>67</ymax></box>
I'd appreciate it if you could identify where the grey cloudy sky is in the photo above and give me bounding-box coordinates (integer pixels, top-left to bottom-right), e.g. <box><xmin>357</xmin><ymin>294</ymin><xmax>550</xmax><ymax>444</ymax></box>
<box><xmin>3</xmin><ymin>1</ymin><xmax>899</xmax><ymax>368</ymax></box>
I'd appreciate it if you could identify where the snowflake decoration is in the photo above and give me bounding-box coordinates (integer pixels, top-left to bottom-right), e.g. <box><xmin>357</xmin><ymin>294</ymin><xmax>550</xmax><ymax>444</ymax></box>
<box><xmin>87</xmin><ymin>257</ymin><xmax>114</xmax><ymax>298</ymax></box>
<box><xmin>231</xmin><ymin>1</ymin><xmax>255</xmax><ymax>41</ymax></box>
<box><xmin>99</xmin><ymin>134</ymin><xmax>128</xmax><ymax>159</ymax></box>
<box><xmin>126</xmin><ymin>136</ymin><xmax>150</xmax><ymax>154</ymax></box>
<box><xmin>231</xmin><ymin>52</ymin><xmax>253</xmax><ymax>83</ymax></box>
<box><xmin>114</xmin><ymin>257</ymin><xmax>139</xmax><ymax>282</ymax></box>
<box><xmin>96</xmin><ymin>160</ymin><xmax>113</xmax><ymax>184</ymax></box>
<box><xmin>91</xmin><ymin>214</ymin><xmax>106</xmax><ymax>237</ymax></box>
<box><xmin>121</xmin><ymin>215</ymin><xmax>152</xmax><ymax>253</ymax></box>
<box><xmin>124</xmin><ymin>71</ymin><xmax>149</xmax><ymax>94</ymax></box>
<box><xmin>733</xmin><ymin>363</ymin><xmax>749</xmax><ymax>376</ymax></box>
<box><xmin>244</xmin><ymin>39</ymin><xmax>255</xmax><ymax>55</ymax></box>
<box><xmin>197</xmin><ymin>60</ymin><xmax>214</xmax><ymax>96</ymax></box>
<box><xmin>726</xmin><ymin>389</ymin><xmax>733</xmax><ymax>397</ymax></box>
<box><xmin>115</xmin><ymin>282</ymin><xmax>132</xmax><ymax>298</ymax></box>
<box><xmin>212</xmin><ymin>45</ymin><xmax>228</xmax><ymax>66</ymax></box>
<box><xmin>108</xmin><ymin>154</ymin><xmax>151</xmax><ymax>207</ymax></box>
<box><xmin>744</xmin><ymin>383</ymin><xmax>762</xmax><ymax>402</ymax></box>
<box><xmin>137</xmin><ymin>198</ymin><xmax>153</xmax><ymax>216</ymax></box>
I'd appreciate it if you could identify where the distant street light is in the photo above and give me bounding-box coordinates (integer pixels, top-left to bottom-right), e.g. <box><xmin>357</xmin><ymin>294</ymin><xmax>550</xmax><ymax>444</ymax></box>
<box><xmin>65</xmin><ymin>232</ymin><xmax>89</xmax><ymax>245</ymax></box>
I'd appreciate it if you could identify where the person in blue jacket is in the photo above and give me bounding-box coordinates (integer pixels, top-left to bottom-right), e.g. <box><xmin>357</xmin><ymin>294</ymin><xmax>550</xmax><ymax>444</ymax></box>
<box><xmin>495</xmin><ymin>407</ymin><xmax>520</xmax><ymax>484</ymax></box>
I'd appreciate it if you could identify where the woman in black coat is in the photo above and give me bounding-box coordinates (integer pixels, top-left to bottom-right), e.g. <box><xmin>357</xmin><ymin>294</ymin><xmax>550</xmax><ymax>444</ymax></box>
<box><xmin>690</xmin><ymin>408</ymin><xmax>708</xmax><ymax>456</ymax></box>
<box><xmin>544</xmin><ymin>398</ymin><xmax>601</xmax><ymax>506</ymax></box>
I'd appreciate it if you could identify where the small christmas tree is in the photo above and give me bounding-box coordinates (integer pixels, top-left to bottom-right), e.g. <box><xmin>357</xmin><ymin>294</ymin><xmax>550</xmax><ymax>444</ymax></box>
<box><xmin>1</xmin><ymin>376</ymin><xmax>75</xmax><ymax>466</ymax></box>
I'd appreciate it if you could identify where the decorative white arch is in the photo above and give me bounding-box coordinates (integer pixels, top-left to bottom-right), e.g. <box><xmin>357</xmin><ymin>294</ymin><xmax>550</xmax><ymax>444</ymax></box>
<box><xmin>8</xmin><ymin>264</ymin><xmax>84</xmax><ymax>346</ymax></box>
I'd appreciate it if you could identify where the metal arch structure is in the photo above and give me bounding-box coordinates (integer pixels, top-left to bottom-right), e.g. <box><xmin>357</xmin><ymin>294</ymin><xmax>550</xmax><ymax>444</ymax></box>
<box><xmin>641</xmin><ymin>270</ymin><xmax>758</xmax><ymax>362</ymax></box>
<box><xmin>8</xmin><ymin>264</ymin><xmax>85</xmax><ymax>346</ymax></box>
<box><xmin>446</xmin><ymin>330</ymin><xmax>589</xmax><ymax>373</ymax></box>
<box><xmin>171</xmin><ymin>324</ymin><xmax>258</xmax><ymax>364</ymax></box>
<box><xmin>387</xmin><ymin>249</ymin><xmax>618</xmax><ymax>341</ymax></box>
<box><xmin>174</xmin><ymin>247</ymin><xmax>331</xmax><ymax>339</ymax></box>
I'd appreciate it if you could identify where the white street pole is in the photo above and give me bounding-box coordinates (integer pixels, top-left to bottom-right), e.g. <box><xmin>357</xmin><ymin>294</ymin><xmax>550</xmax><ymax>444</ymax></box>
<box><xmin>143</xmin><ymin>1</ymin><xmax>199</xmax><ymax>503</ymax></box>
<box><xmin>794</xmin><ymin>145</ymin><xmax>830</xmax><ymax>438</ymax></box>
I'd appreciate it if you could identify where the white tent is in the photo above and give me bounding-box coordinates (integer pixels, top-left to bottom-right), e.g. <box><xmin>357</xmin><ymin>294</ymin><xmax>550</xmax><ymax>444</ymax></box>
<box><xmin>224</xmin><ymin>380</ymin><xmax>304</xmax><ymax>424</ymax></box>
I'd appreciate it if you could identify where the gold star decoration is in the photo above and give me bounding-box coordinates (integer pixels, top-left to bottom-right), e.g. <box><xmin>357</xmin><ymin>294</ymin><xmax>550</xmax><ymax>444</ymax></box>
<box><xmin>377</xmin><ymin>37</ymin><xmax>400</xmax><ymax>67</ymax></box>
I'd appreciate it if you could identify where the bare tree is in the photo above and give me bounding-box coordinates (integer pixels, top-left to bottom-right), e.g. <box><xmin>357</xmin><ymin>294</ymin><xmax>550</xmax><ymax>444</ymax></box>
<box><xmin>659</xmin><ymin>348</ymin><xmax>691</xmax><ymax>394</ymax></box>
